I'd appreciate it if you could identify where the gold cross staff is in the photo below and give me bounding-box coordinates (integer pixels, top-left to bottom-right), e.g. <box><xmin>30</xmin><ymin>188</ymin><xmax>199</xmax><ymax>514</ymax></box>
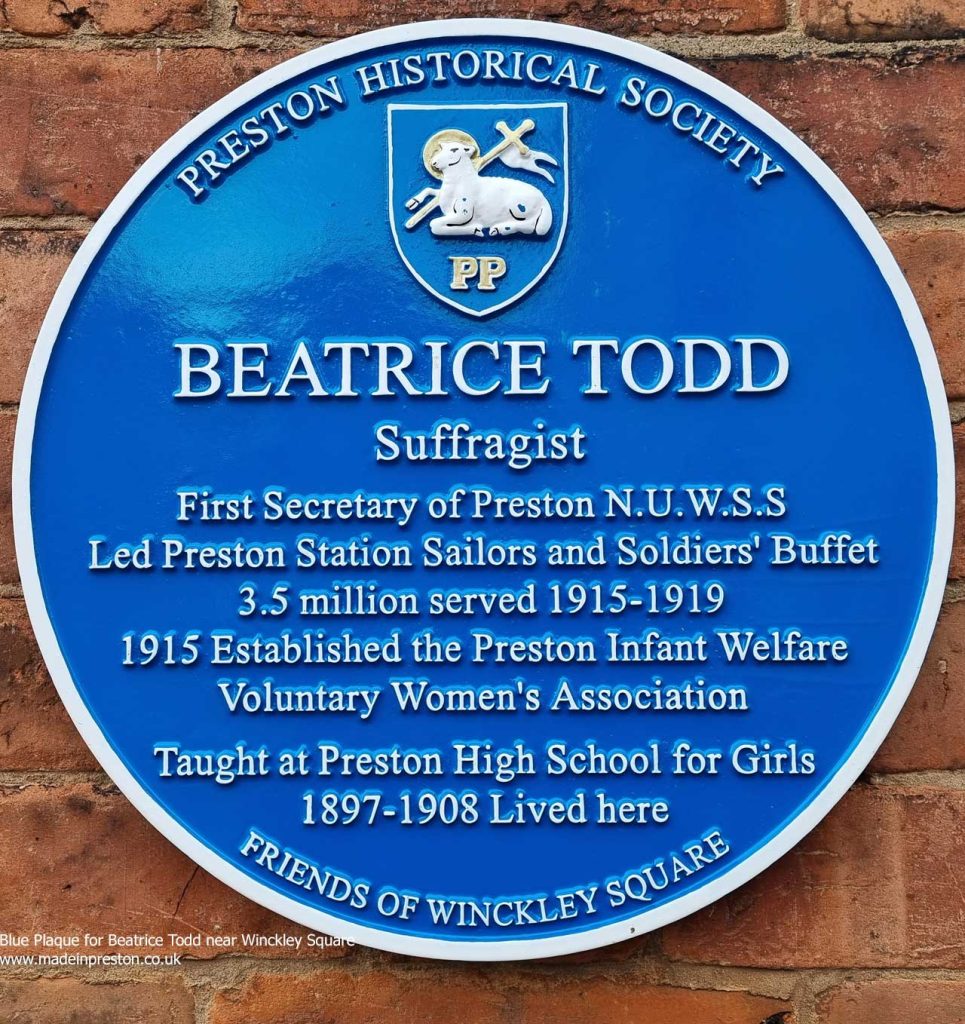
<box><xmin>404</xmin><ymin>118</ymin><xmax>537</xmax><ymax>230</ymax></box>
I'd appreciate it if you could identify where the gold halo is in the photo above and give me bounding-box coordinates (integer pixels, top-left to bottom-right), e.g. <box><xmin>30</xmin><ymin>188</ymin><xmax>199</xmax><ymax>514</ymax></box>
<box><xmin>422</xmin><ymin>129</ymin><xmax>479</xmax><ymax>180</ymax></box>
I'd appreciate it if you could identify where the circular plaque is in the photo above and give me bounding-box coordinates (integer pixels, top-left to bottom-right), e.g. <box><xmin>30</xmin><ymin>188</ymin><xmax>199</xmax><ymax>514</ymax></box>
<box><xmin>14</xmin><ymin>19</ymin><xmax>953</xmax><ymax>959</ymax></box>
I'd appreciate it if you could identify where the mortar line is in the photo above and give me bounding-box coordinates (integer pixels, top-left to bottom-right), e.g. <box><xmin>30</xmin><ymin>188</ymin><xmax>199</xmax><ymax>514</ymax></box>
<box><xmin>0</xmin><ymin>215</ymin><xmax>95</xmax><ymax>230</ymax></box>
<box><xmin>865</xmin><ymin>769</ymin><xmax>965</xmax><ymax>788</ymax></box>
<box><xmin>0</xmin><ymin>30</ymin><xmax>960</xmax><ymax>59</ymax></box>
<box><xmin>0</xmin><ymin>769</ymin><xmax>113</xmax><ymax>786</ymax></box>
<box><xmin>873</xmin><ymin>210</ymin><xmax>965</xmax><ymax>230</ymax></box>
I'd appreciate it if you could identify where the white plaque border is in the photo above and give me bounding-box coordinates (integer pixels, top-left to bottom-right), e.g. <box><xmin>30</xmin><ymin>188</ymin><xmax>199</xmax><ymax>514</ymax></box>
<box><xmin>12</xmin><ymin>19</ymin><xmax>955</xmax><ymax>961</ymax></box>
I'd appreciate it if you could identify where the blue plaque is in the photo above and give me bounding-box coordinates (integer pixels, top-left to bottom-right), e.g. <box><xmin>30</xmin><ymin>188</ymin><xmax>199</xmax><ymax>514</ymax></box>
<box><xmin>13</xmin><ymin>20</ymin><xmax>953</xmax><ymax>959</ymax></box>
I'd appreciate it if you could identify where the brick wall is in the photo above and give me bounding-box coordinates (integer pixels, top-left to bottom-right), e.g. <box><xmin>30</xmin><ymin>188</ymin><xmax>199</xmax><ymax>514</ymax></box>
<box><xmin>0</xmin><ymin>1</ymin><xmax>962</xmax><ymax>1021</ymax></box>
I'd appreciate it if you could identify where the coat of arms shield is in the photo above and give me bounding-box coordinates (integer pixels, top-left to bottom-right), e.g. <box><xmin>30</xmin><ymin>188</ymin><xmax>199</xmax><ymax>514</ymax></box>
<box><xmin>388</xmin><ymin>103</ymin><xmax>569</xmax><ymax>317</ymax></box>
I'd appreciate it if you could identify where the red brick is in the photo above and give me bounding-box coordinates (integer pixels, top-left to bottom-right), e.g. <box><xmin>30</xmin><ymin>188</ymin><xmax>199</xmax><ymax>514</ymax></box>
<box><xmin>210</xmin><ymin>970</ymin><xmax>791</xmax><ymax>1024</ymax></box>
<box><xmin>517</xmin><ymin>979</ymin><xmax>790</xmax><ymax>1023</ymax></box>
<box><xmin>660</xmin><ymin>784</ymin><xmax>965</xmax><ymax>967</ymax></box>
<box><xmin>236</xmin><ymin>0</ymin><xmax>785</xmax><ymax>37</ymax></box>
<box><xmin>872</xmin><ymin>600</ymin><xmax>965</xmax><ymax>771</ymax></box>
<box><xmin>0</xmin><ymin>598</ymin><xmax>98</xmax><ymax>771</ymax></box>
<box><xmin>802</xmin><ymin>0</ymin><xmax>965</xmax><ymax>41</ymax></box>
<box><xmin>883</xmin><ymin>227</ymin><xmax>965</xmax><ymax>399</ymax></box>
<box><xmin>0</xmin><ymin>413</ymin><xmax>14</xmax><ymax>588</ymax></box>
<box><xmin>0</xmin><ymin>231</ymin><xmax>83</xmax><ymax>405</ymax></box>
<box><xmin>541</xmin><ymin>935</ymin><xmax>649</xmax><ymax>964</ymax></box>
<box><xmin>817</xmin><ymin>979</ymin><xmax>965</xmax><ymax>1022</ymax></box>
<box><xmin>953</xmin><ymin>423</ymin><xmax>965</xmax><ymax>579</ymax></box>
<box><xmin>0</xmin><ymin>783</ymin><xmax>353</xmax><ymax>958</ymax></box>
<box><xmin>0</xmin><ymin>48</ymin><xmax>289</xmax><ymax>218</ymax></box>
<box><xmin>0</xmin><ymin>0</ymin><xmax>207</xmax><ymax>36</ymax></box>
<box><xmin>705</xmin><ymin>57</ymin><xmax>964</xmax><ymax>211</ymax></box>
<box><xmin>0</xmin><ymin>977</ymin><xmax>195</xmax><ymax>1024</ymax></box>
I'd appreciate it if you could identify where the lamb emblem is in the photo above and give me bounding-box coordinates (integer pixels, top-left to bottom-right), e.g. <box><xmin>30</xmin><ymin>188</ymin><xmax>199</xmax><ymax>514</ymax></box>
<box><xmin>404</xmin><ymin>119</ymin><xmax>558</xmax><ymax>238</ymax></box>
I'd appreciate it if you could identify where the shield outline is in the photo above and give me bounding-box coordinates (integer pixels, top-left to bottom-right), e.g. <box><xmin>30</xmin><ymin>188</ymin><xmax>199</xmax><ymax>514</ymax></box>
<box><xmin>388</xmin><ymin>101</ymin><xmax>569</xmax><ymax>317</ymax></box>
